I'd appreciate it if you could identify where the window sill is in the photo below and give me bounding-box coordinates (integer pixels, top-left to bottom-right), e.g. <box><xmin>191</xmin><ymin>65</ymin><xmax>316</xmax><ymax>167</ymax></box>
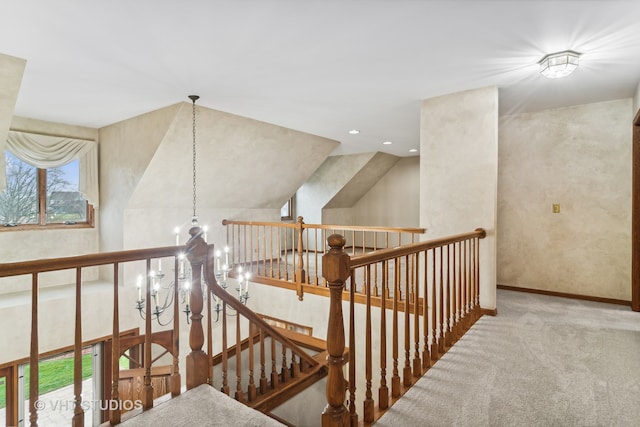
<box><xmin>0</xmin><ymin>222</ymin><xmax>94</xmax><ymax>232</ymax></box>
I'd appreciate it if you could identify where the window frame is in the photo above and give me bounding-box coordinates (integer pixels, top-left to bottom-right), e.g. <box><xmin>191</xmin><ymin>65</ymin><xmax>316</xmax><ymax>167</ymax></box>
<box><xmin>281</xmin><ymin>196</ymin><xmax>294</xmax><ymax>221</ymax></box>
<box><xmin>0</xmin><ymin>165</ymin><xmax>95</xmax><ymax>231</ymax></box>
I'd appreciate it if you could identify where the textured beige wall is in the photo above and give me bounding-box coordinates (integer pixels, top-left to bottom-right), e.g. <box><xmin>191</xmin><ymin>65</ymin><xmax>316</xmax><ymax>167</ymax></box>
<box><xmin>498</xmin><ymin>99</ymin><xmax>633</xmax><ymax>300</ymax></box>
<box><xmin>421</xmin><ymin>87</ymin><xmax>498</xmax><ymax>310</ymax></box>
<box><xmin>634</xmin><ymin>81</ymin><xmax>640</xmax><ymax>116</ymax></box>
<box><xmin>349</xmin><ymin>156</ymin><xmax>420</xmax><ymax>228</ymax></box>
<box><xmin>296</xmin><ymin>153</ymin><xmax>376</xmax><ymax>225</ymax></box>
<box><xmin>99</xmin><ymin>103</ymin><xmax>182</xmax><ymax>253</ymax></box>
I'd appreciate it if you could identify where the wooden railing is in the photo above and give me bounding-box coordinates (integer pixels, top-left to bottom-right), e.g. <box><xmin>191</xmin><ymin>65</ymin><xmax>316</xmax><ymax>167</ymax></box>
<box><xmin>321</xmin><ymin>228</ymin><xmax>487</xmax><ymax>426</ymax></box>
<box><xmin>222</xmin><ymin>217</ymin><xmax>425</xmax><ymax>300</ymax></box>
<box><xmin>194</xmin><ymin>231</ymin><xmax>327</xmax><ymax>412</ymax></box>
<box><xmin>0</xmin><ymin>225</ymin><xmax>328</xmax><ymax>426</ymax></box>
<box><xmin>0</xmin><ymin>245</ymin><xmax>185</xmax><ymax>426</ymax></box>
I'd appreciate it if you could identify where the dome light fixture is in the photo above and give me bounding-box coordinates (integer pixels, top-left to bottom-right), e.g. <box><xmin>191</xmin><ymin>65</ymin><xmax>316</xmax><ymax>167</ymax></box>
<box><xmin>539</xmin><ymin>50</ymin><xmax>581</xmax><ymax>79</ymax></box>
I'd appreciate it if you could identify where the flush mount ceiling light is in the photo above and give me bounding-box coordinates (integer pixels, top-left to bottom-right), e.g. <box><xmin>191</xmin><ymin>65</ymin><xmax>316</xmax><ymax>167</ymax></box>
<box><xmin>539</xmin><ymin>50</ymin><xmax>581</xmax><ymax>79</ymax></box>
<box><xmin>348</xmin><ymin>129</ymin><xmax>360</xmax><ymax>135</ymax></box>
<box><xmin>382</xmin><ymin>141</ymin><xmax>392</xmax><ymax>145</ymax></box>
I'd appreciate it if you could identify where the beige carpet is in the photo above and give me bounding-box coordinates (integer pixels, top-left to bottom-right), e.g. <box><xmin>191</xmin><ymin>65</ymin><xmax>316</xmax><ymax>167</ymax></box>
<box><xmin>376</xmin><ymin>289</ymin><xmax>640</xmax><ymax>427</ymax></box>
<box><xmin>120</xmin><ymin>384</ymin><xmax>284</xmax><ymax>427</ymax></box>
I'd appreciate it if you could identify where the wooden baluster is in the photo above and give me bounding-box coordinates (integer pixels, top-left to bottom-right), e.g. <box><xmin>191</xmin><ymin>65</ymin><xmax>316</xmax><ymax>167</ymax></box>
<box><xmin>463</xmin><ymin>239</ymin><xmax>470</xmax><ymax>330</ymax></box>
<box><xmin>143</xmin><ymin>258</ymin><xmax>153</xmax><ymax>409</ymax></box>
<box><xmin>259</xmin><ymin>329</ymin><xmax>268</xmax><ymax>394</ymax></box>
<box><xmin>474</xmin><ymin>233</ymin><xmax>483</xmax><ymax>319</ymax></box>
<box><xmin>315</xmin><ymin>228</ymin><xmax>320</xmax><ymax>285</ymax></box>
<box><xmin>269</xmin><ymin>226</ymin><xmax>275</xmax><ymax>279</ymax></box>
<box><xmin>452</xmin><ymin>242</ymin><xmax>459</xmax><ymax>343</ymax></box>
<box><xmin>291</xmin><ymin>352</ymin><xmax>300</xmax><ymax>378</ymax></box>
<box><xmin>431</xmin><ymin>249</ymin><xmax>438</xmax><ymax>362</ymax></box>
<box><xmin>73</xmin><ymin>268</ymin><xmax>84</xmax><ymax>427</ymax></box>
<box><xmin>250</xmin><ymin>225</ymin><xmax>254</xmax><ymax>273</ymax></box>
<box><xmin>422</xmin><ymin>250</ymin><xmax>431</xmax><ymax>370</ymax></box>
<box><xmin>364</xmin><ymin>265</ymin><xmax>374</xmax><ymax>423</ymax></box>
<box><xmin>174</xmin><ymin>256</ymin><xmax>182</xmax><ymax>394</ymax></box>
<box><xmin>444</xmin><ymin>245</ymin><xmax>452</xmax><ymax>349</ymax></box>
<box><xmin>221</xmin><ymin>302</ymin><xmax>230</xmax><ymax>395</ymax></box>
<box><xmin>348</xmin><ymin>270</ymin><xmax>357</xmax><ymax>426</ymax></box>
<box><xmin>438</xmin><ymin>247</ymin><xmax>445</xmax><ymax>355</ymax></box>
<box><xmin>29</xmin><ymin>273</ymin><xmax>39</xmax><ymax>427</ymax></box>
<box><xmin>378</xmin><ymin>260</ymin><xmax>389</xmax><ymax>410</ymax></box>
<box><xmin>270</xmin><ymin>332</ymin><xmax>279</xmax><ymax>388</ymax></box>
<box><xmin>403</xmin><ymin>256</ymin><xmax>412</xmax><ymax>387</ymax></box>
<box><xmin>235</xmin><ymin>311</ymin><xmax>245</xmax><ymax>402</ymax></box>
<box><xmin>413</xmin><ymin>253</ymin><xmax>421</xmax><ymax>377</ymax></box>
<box><xmin>248</xmin><ymin>321</ymin><xmax>257</xmax><ymax>401</ymax></box>
<box><xmin>321</xmin><ymin>234</ymin><xmax>350</xmax><ymax>427</ymax></box>
<box><xmin>111</xmin><ymin>263</ymin><xmax>121</xmax><ymax>424</ymax></box>
<box><xmin>281</xmin><ymin>345</ymin><xmax>290</xmax><ymax>382</ymax></box>
<box><xmin>207</xmin><ymin>265</ymin><xmax>213</xmax><ymax>387</ymax></box>
<box><xmin>185</xmin><ymin>226</ymin><xmax>208</xmax><ymax>390</ymax></box>
<box><xmin>373</xmin><ymin>233</ymin><xmax>379</xmax><ymax>297</ymax></box>
<box><xmin>295</xmin><ymin>216</ymin><xmax>306</xmax><ymax>300</ymax></box>
<box><xmin>391</xmin><ymin>257</ymin><xmax>401</xmax><ymax>398</ymax></box>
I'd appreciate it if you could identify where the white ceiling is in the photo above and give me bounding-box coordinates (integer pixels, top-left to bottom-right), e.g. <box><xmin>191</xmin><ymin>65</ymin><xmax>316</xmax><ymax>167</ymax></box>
<box><xmin>1</xmin><ymin>1</ymin><xmax>639</xmax><ymax>157</ymax></box>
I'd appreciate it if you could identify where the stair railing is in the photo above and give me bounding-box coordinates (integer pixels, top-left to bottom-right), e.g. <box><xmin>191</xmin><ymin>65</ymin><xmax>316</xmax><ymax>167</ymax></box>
<box><xmin>185</xmin><ymin>226</ymin><xmax>324</xmax><ymax>413</ymax></box>
<box><xmin>222</xmin><ymin>217</ymin><xmax>425</xmax><ymax>300</ymax></box>
<box><xmin>321</xmin><ymin>228</ymin><xmax>487</xmax><ymax>426</ymax></box>
<box><xmin>0</xmin><ymin>245</ymin><xmax>185</xmax><ymax>426</ymax></box>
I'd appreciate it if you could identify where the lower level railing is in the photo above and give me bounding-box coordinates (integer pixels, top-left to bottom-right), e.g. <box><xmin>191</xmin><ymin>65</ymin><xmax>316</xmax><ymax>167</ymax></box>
<box><xmin>320</xmin><ymin>228</ymin><xmax>486</xmax><ymax>426</ymax></box>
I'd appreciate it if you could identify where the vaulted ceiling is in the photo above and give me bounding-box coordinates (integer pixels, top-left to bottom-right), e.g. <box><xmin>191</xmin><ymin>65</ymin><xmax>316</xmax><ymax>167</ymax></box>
<box><xmin>1</xmin><ymin>1</ymin><xmax>639</xmax><ymax>157</ymax></box>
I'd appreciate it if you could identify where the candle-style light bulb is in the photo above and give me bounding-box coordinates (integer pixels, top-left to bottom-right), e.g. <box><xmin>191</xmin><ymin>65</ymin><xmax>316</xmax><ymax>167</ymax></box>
<box><xmin>215</xmin><ymin>249</ymin><xmax>221</xmax><ymax>271</ymax></box>
<box><xmin>174</xmin><ymin>227</ymin><xmax>180</xmax><ymax>246</ymax></box>
<box><xmin>136</xmin><ymin>275</ymin><xmax>142</xmax><ymax>302</ymax></box>
<box><xmin>244</xmin><ymin>272</ymin><xmax>251</xmax><ymax>293</ymax></box>
<box><xmin>203</xmin><ymin>225</ymin><xmax>208</xmax><ymax>242</ymax></box>
<box><xmin>224</xmin><ymin>246</ymin><xmax>230</xmax><ymax>265</ymax></box>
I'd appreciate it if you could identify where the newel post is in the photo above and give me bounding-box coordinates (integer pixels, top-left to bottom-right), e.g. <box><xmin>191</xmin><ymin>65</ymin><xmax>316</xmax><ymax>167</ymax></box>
<box><xmin>295</xmin><ymin>216</ymin><xmax>306</xmax><ymax>301</ymax></box>
<box><xmin>322</xmin><ymin>234</ymin><xmax>350</xmax><ymax>427</ymax></box>
<box><xmin>185</xmin><ymin>226</ymin><xmax>209</xmax><ymax>389</ymax></box>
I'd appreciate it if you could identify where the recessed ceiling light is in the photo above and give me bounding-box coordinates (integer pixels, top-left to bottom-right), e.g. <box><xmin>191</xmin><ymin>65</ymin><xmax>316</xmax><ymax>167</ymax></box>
<box><xmin>409</xmin><ymin>148</ymin><xmax>418</xmax><ymax>153</ymax></box>
<box><xmin>348</xmin><ymin>129</ymin><xmax>360</xmax><ymax>135</ymax></box>
<box><xmin>539</xmin><ymin>50</ymin><xmax>581</xmax><ymax>79</ymax></box>
<box><xmin>382</xmin><ymin>141</ymin><xmax>392</xmax><ymax>145</ymax></box>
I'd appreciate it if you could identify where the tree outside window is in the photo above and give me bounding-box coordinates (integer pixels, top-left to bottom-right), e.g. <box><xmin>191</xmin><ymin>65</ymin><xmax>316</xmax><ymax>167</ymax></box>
<box><xmin>0</xmin><ymin>151</ymin><xmax>89</xmax><ymax>227</ymax></box>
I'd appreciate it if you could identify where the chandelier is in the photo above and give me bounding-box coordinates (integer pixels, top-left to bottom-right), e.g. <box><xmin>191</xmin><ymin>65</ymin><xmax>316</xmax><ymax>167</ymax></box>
<box><xmin>134</xmin><ymin>95</ymin><xmax>250</xmax><ymax>325</ymax></box>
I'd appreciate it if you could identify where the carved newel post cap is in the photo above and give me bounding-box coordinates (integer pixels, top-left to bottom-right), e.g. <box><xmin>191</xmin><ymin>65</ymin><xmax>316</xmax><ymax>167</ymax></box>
<box><xmin>186</xmin><ymin>226</ymin><xmax>207</xmax><ymax>263</ymax></box>
<box><xmin>326</xmin><ymin>234</ymin><xmax>346</xmax><ymax>250</ymax></box>
<box><xmin>323</xmin><ymin>234</ymin><xmax>349</xmax><ymax>283</ymax></box>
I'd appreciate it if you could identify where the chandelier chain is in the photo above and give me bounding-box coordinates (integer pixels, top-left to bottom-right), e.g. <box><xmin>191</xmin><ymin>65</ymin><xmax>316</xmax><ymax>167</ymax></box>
<box><xmin>190</xmin><ymin>95</ymin><xmax>199</xmax><ymax>223</ymax></box>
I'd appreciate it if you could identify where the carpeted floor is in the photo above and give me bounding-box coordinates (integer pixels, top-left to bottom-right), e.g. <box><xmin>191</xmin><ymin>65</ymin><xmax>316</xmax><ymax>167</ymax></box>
<box><xmin>376</xmin><ymin>289</ymin><xmax>640</xmax><ymax>427</ymax></box>
<box><xmin>119</xmin><ymin>384</ymin><xmax>284</xmax><ymax>427</ymax></box>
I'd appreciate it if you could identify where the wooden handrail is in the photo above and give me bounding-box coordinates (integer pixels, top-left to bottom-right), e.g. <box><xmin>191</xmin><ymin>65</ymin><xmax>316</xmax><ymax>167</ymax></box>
<box><xmin>203</xmin><ymin>242</ymin><xmax>319</xmax><ymax>369</ymax></box>
<box><xmin>222</xmin><ymin>218</ymin><xmax>425</xmax><ymax>234</ymax></box>
<box><xmin>0</xmin><ymin>246</ymin><xmax>184</xmax><ymax>277</ymax></box>
<box><xmin>350</xmin><ymin>228</ymin><xmax>486</xmax><ymax>268</ymax></box>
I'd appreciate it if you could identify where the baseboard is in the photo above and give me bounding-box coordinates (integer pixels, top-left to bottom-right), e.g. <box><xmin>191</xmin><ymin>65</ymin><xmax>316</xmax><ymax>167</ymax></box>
<box><xmin>481</xmin><ymin>308</ymin><xmax>497</xmax><ymax>316</ymax></box>
<box><xmin>497</xmin><ymin>284</ymin><xmax>631</xmax><ymax>307</ymax></box>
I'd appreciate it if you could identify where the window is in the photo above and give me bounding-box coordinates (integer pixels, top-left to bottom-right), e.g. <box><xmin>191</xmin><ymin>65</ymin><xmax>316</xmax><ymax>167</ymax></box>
<box><xmin>281</xmin><ymin>196</ymin><xmax>294</xmax><ymax>221</ymax></box>
<box><xmin>0</xmin><ymin>151</ymin><xmax>93</xmax><ymax>228</ymax></box>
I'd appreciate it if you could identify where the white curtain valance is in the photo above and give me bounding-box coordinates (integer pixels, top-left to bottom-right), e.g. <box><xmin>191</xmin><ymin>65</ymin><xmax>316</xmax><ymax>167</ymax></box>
<box><xmin>1</xmin><ymin>131</ymin><xmax>99</xmax><ymax>207</ymax></box>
